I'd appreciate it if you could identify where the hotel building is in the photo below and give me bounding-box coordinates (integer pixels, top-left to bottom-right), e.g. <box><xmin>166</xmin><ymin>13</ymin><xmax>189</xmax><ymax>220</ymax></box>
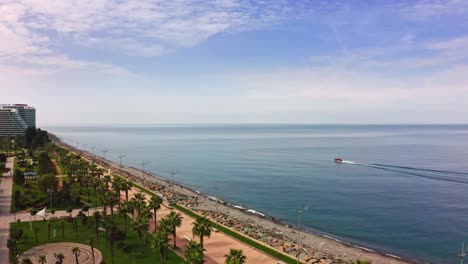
<box><xmin>0</xmin><ymin>104</ymin><xmax>36</xmax><ymax>136</ymax></box>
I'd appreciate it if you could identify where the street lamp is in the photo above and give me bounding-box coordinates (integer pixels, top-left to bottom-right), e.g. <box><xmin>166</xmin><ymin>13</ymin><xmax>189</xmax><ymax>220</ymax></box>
<box><xmin>118</xmin><ymin>154</ymin><xmax>126</xmax><ymax>168</ymax></box>
<box><xmin>47</xmin><ymin>188</ymin><xmax>54</xmax><ymax>208</ymax></box>
<box><xmin>169</xmin><ymin>169</ymin><xmax>177</xmax><ymax>192</ymax></box>
<box><xmin>213</xmin><ymin>185</ymin><xmax>220</xmax><ymax>228</ymax></box>
<box><xmin>296</xmin><ymin>205</ymin><xmax>308</xmax><ymax>264</ymax></box>
<box><xmin>459</xmin><ymin>241</ymin><xmax>466</xmax><ymax>264</ymax></box>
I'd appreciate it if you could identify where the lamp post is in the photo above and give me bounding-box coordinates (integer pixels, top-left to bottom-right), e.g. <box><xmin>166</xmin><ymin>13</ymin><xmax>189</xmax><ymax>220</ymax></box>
<box><xmin>296</xmin><ymin>205</ymin><xmax>308</xmax><ymax>264</ymax></box>
<box><xmin>141</xmin><ymin>160</ymin><xmax>149</xmax><ymax>178</ymax></box>
<box><xmin>47</xmin><ymin>188</ymin><xmax>54</xmax><ymax>208</ymax></box>
<box><xmin>101</xmin><ymin>149</ymin><xmax>109</xmax><ymax>160</ymax></box>
<box><xmin>118</xmin><ymin>154</ymin><xmax>126</xmax><ymax>168</ymax></box>
<box><xmin>459</xmin><ymin>241</ymin><xmax>466</xmax><ymax>264</ymax></box>
<box><xmin>169</xmin><ymin>169</ymin><xmax>177</xmax><ymax>192</ymax></box>
<box><xmin>213</xmin><ymin>185</ymin><xmax>219</xmax><ymax>228</ymax></box>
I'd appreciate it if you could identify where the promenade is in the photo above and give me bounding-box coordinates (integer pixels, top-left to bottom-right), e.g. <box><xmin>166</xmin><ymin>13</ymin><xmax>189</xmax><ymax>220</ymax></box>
<box><xmin>0</xmin><ymin>154</ymin><xmax>279</xmax><ymax>264</ymax></box>
<box><xmin>0</xmin><ymin>157</ymin><xmax>14</xmax><ymax>264</ymax></box>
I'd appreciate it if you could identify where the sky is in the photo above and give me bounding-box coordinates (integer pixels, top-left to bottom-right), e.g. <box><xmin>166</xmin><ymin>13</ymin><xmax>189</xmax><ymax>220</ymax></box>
<box><xmin>1</xmin><ymin>0</ymin><xmax>468</xmax><ymax>125</ymax></box>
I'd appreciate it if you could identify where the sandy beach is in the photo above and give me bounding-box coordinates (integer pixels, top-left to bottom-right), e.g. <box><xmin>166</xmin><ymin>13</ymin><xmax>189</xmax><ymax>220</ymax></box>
<box><xmin>52</xmin><ymin>136</ymin><xmax>420</xmax><ymax>264</ymax></box>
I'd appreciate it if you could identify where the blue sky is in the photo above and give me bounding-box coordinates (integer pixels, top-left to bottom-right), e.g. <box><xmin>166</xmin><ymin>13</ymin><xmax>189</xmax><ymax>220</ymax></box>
<box><xmin>1</xmin><ymin>0</ymin><xmax>468</xmax><ymax>125</ymax></box>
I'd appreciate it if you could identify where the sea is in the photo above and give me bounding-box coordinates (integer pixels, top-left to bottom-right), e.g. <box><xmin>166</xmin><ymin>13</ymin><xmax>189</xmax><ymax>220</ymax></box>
<box><xmin>47</xmin><ymin>124</ymin><xmax>468</xmax><ymax>263</ymax></box>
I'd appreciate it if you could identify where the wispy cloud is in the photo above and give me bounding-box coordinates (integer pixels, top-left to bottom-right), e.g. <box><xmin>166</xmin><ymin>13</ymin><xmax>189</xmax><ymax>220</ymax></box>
<box><xmin>399</xmin><ymin>0</ymin><xmax>468</xmax><ymax>20</ymax></box>
<box><xmin>0</xmin><ymin>0</ymin><xmax>307</xmax><ymax>72</ymax></box>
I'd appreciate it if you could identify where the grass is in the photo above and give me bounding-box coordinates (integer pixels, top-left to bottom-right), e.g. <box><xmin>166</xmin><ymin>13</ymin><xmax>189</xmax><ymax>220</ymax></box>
<box><xmin>174</xmin><ymin>204</ymin><xmax>297</xmax><ymax>264</ymax></box>
<box><xmin>10</xmin><ymin>215</ymin><xmax>183</xmax><ymax>264</ymax></box>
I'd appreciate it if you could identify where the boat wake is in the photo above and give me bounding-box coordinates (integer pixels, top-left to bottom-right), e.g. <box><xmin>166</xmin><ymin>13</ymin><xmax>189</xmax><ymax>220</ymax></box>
<box><xmin>336</xmin><ymin>159</ymin><xmax>468</xmax><ymax>185</ymax></box>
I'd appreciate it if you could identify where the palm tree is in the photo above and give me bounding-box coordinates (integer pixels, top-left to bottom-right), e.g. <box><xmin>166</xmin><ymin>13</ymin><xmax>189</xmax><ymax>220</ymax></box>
<box><xmin>132</xmin><ymin>216</ymin><xmax>149</xmax><ymax>243</ymax></box>
<box><xmin>352</xmin><ymin>260</ymin><xmax>372</xmax><ymax>264</ymax></box>
<box><xmin>21</xmin><ymin>258</ymin><xmax>33</xmax><ymax>264</ymax></box>
<box><xmin>121</xmin><ymin>180</ymin><xmax>132</xmax><ymax>201</ymax></box>
<box><xmin>87</xmin><ymin>238</ymin><xmax>95</xmax><ymax>264</ymax></box>
<box><xmin>33</xmin><ymin>226</ymin><xmax>40</xmax><ymax>243</ymax></box>
<box><xmin>92</xmin><ymin>211</ymin><xmax>101</xmax><ymax>240</ymax></box>
<box><xmin>151</xmin><ymin>229</ymin><xmax>170</xmax><ymax>264</ymax></box>
<box><xmin>149</xmin><ymin>195</ymin><xmax>162</xmax><ymax>231</ymax></box>
<box><xmin>224</xmin><ymin>249</ymin><xmax>246</xmax><ymax>264</ymax></box>
<box><xmin>72</xmin><ymin>247</ymin><xmax>81</xmax><ymax>264</ymax></box>
<box><xmin>54</xmin><ymin>253</ymin><xmax>65</xmax><ymax>264</ymax></box>
<box><xmin>166</xmin><ymin>211</ymin><xmax>183</xmax><ymax>248</ymax></box>
<box><xmin>66</xmin><ymin>207</ymin><xmax>73</xmax><ymax>218</ymax></box>
<box><xmin>192</xmin><ymin>216</ymin><xmax>211</xmax><ymax>250</ymax></box>
<box><xmin>112</xmin><ymin>177</ymin><xmax>124</xmax><ymax>205</ymax></box>
<box><xmin>38</xmin><ymin>255</ymin><xmax>47</xmax><ymax>264</ymax></box>
<box><xmin>119</xmin><ymin>201</ymin><xmax>130</xmax><ymax>235</ymax></box>
<box><xmin>132</xmin><ymin>192</ymin><xmax>146</xmax><ymax>214</ymax></box>
<box><xmin>184</xmin><ymin>241</ymin><xmax>205</xmax><ymax>264</ymax></box>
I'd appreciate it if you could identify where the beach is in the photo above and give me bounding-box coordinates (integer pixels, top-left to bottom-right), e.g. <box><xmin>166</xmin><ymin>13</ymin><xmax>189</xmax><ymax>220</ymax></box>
<box><xmin>51</xmin><ymin>134</ymin><xmax>419</xmax><ymax>264</ymax></box>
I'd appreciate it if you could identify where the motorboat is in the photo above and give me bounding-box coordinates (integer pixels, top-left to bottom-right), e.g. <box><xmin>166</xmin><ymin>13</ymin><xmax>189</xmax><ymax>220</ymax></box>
<box><xmin>334</xmin><ymin>158</ymin><xmax>343</xmax><ymax>163</ymax></box>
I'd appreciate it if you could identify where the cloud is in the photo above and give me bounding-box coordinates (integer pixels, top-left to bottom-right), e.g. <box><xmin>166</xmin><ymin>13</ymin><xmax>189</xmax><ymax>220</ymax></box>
<box><xmin>399</xmin><ymin>0</ymin><xmax>468</xmax><ymax>20</ymax></box>
<box><xmin>0</xmin><ymin>0</ymin><xmax>308</xmax><ymax>75</ymax></box>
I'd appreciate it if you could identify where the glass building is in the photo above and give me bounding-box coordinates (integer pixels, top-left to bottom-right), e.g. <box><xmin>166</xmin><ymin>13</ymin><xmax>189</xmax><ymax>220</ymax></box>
<box><xmin>0</xmin><ymin>104</ymin><xmax>36</xmax><ymax>136</ymax></box>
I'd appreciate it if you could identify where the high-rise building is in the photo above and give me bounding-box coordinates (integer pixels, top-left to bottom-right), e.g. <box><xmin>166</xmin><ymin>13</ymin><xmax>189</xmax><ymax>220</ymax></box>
<box><xmin>0</xmin><ymin>104</ymin><xmax>36</xmax><ymax>136</ymax></box>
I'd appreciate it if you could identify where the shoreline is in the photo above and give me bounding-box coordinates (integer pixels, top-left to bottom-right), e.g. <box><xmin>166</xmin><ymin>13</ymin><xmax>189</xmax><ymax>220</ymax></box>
<box><xmin>50</xmin><ymin>134</ymin><xmax>423</xmax><ymax>264</ymax></box>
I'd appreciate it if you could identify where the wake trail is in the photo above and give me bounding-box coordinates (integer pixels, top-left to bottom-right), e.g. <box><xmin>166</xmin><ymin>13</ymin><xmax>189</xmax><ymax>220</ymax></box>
<box><xmin>339</xmin><ymin>160</ymin><xmax>468</xmax><ymax>185</ymax></box>
<box><xmin>369</xmin><ymin>163</ymin><xmax>468</xmax><ymax>176</ymax></box>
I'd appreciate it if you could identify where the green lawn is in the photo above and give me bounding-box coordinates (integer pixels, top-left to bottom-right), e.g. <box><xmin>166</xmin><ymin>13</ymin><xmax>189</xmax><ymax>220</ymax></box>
<box><xmin>10</xmin><ymin>216</ymin><xmax>183</xmax><ymax>264</ymax></box>
<box><xmin>11</xmin><ymin>179</ymin><xmax>104</xmax><ymax>213</ymax></box>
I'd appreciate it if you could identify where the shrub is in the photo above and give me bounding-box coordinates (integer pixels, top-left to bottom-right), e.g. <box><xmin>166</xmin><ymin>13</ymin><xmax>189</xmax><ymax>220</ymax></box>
<box><xmin>13</xmin><ymin>169</ymin><xmax>25</xmax><ymax>185</ymax></box>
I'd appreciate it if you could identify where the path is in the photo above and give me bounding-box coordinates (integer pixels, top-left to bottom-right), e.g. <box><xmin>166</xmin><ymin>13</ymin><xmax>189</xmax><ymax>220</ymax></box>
<box><xmin>19</xmin><ymin>242</ymin><xmax>103</xmax><ymax>264</ymax></box>
<box><xmin>51</xmin><ymin>160</ymin><xmax>64</xmax><ymax>190</ymax></box>
<box><xmin>0</xmin><ymin>157</ymin><xmax>14</xmax><ymax>264</ymax></box>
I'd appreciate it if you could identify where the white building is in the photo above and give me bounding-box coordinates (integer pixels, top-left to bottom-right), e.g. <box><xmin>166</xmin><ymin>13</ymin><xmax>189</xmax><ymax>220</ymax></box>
<box><xmin>0</xmin><ymin>104</ymin><xmax>36</xmax><ymax>136</ymax></box>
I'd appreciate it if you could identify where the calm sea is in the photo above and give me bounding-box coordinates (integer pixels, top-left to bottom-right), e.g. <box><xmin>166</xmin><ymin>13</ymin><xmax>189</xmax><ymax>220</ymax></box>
<box><xmin>47</xmin><ymin>124</ymin><xmax>468</xmax><ymax>263</ymax></box>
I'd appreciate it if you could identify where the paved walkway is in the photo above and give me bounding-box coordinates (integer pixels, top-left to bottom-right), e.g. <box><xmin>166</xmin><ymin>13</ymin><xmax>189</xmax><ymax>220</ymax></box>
<box><xmin>19</xmin><ymin>242</ymin><xmax>103</xmax><ymax>264</ymax></box>
<box><xmin>0</xmin><ymin>157</ymin><xmax>14</xmax><ymax>264</ymax></box>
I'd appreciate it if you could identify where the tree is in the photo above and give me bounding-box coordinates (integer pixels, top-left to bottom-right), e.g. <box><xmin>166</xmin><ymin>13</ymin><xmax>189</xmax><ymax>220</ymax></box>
<box><xmin>14</xmin><ymin>190</ymin><xmax>21</xmax><ymax>210</ymax></box>
<box><xmin>132</xmin><ymin>216</ymin><xmax>149</xmax><ymax>243</ymax></box>
<box><xmin>152</xmin><ymin>229</ymin><xmax>170</xmax><ymax>264</ymax></box>
<box><xmin>184</xmin><ymin>241</ymin><xmax>205</xmax><ymax>264</ymax></box>
<box><xmin>119</xmin><ymin>201</ymin><xmax>130</xmax><ymax>235</ymax></box>
<box><xmin>88</xmin><ymin>238</ymin><xmax>95</xmax><ymax>264</ymax></box>
<box><xmin>82</xmin><ymin>205</ymin><xmax>90</xmax><ymax>217</ymax></box>
<box><xmin>192</xmin><ymin>216</ymin><xmax>211</xmax><ymax>250</ymax></box>
<box><xmin>224</xmin><ymin>249</ymin><xmax>246</xmax><ymax>264</ymax></box>
<box><xmin>54</xmin><ymin>253</ymin><xmax>65</xmax><ymax>264</ymax></box>
<box><xmin>93</xmin><ymin>211</ymin><xmax>102</xmax><ymax>240</ymax></box>
<box><xmin>149</xmin><ymin>195</ymin><xmax>163</xmax><ymax>232</ymax></box>
<box><xmin>13</xmin><ymin>169</ymin><xmax>25</xmax><ymax>185</ymax></box>
<box><xmin>7</xmin><ymin>239</ymin><xmax>18</xmax><ymax>259</ymax></box>
<box><xmin>166</xmin><ymin>211</ymin><xmax>183</xmax><ymax>248</ymax></box>
<box><xmin>352</xmin><ymin>260</ymin><xmax>372</xmax><ymax>264</ymax></box>
<box><xmin>121</xmin><ymin>180</ymin><xmax>132</xmax><ymax>201</ymax></box>
<box><xmin>37</xmin><ymin>151</ymin><xmax>52</xmax><ymax>175</ymax></box>
<box><xmin>38</xmin><ymin>255</ymin><xmax>47</xmax><ymax>264</ymax></box>
<box><xmin>21</xmin><ymin>258</ymin><xmax>33</xmax><ymax>264</ymax></box>
<box><xmin>112</xmin><ymin>177</ymin><xmax>124</xmax><ymax>205</ymax></box>
<box><xmin>132</xmin><ymin>192</ymin><xmax>146</xmax><ymax>214</ymax></box>
<box><xmin>72</xmin><ymin>247</ymin><xmax>81</xmax><ymax>264</ymax></box>
<box><xmin>38</xmin><ymin>174</ymin><xmax>58</xmax><ymax>192</ymax></box>
<box><xmin>66</xmin><ymin>207</ymin><xmax>73</xmax><ymax>218</ymax></box>
<box><xmin>33</xmin><ymin>226</ymin><xmax>40</xmax><ymax>243</ymax></box>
